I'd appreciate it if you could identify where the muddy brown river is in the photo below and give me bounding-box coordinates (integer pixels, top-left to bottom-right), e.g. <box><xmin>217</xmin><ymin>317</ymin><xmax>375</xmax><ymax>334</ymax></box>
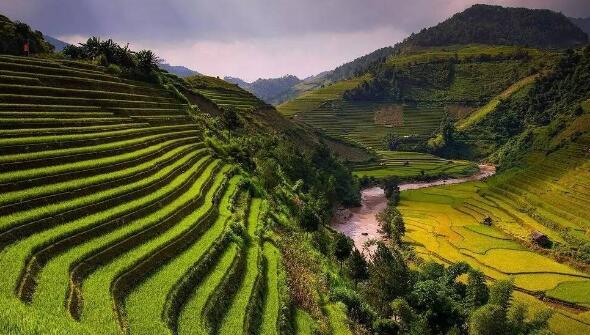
<box><xmin>331</xmin><ymin>164</ymin><xmax>496</xmax><ymax>254</ymax></box>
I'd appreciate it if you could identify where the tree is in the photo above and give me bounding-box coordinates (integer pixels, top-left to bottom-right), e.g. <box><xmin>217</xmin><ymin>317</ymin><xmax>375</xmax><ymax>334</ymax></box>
<box><xmin>135</xmin><ymin>49</ymin><xmax>161</xmax><ymax>72</ymax></box>
<box><xmin>365</xmin><ymin>242</ymin><xmax>410</xmax><ymax>314</ymax></box>
<box><xmin>465</xmin><ymin>270</ymin><xmax>489</xmax><ymax>310</ymax></box>
<box><xmin>299</xmin><ymin>203</ymin><xmax>320</xmax><ymax>233</ymax></box>
<box><xmin>220</xmin><ymin>108</ymin><xmax>242</xmax><ymax>131</ymax></box>
<box><xmin>347</xmin><ymin>248</ymin><xmax>369</xmax><ymax>283</ymax></box>
<box><xmin>469</xmin><ymin>304</ymin><xmax>507</xmax><ymax>335</ymax></box>
<box><xmin>334</xmin><ymin>233</ymin><xmax>353</xmax><ymax>268</ymax></box>
<box><xmin>376</xmin><ymin>205</ymin><xmax>405</xmax><ymax>245</ymax></box>
<box><xmin>469</xmin><ymin>280</ymin><xmax>553</xmax><ymax>335</ymax></box>
<box><xmin>383</xmin><ymin>177</ymin><xmax>401</xmax><ymax>205</ymax></box>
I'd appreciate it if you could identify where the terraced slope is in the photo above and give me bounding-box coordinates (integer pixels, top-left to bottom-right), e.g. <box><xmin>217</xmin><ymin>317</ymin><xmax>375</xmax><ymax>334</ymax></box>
<box><xmin>185</xmin><ymin>75</ymin><xmax>266</xmax><ymax>112</ymax></box>
<box><xmin>0</xmin><ymin>56</ymin><xmax>286</xmax><ymax>335</ymax></box>
<box><xmin>399</xmin><ymin>126</ymin><xmax>590</xmax><ymax>334</ymax></box>
<box><xmin>279</xmin><ymin>46</ymin><xmax>551</xmax><ymax>150</ymax></box>
<box><xmin>352</xmin><ymin>150</ymin><xmax>477</xmax><ymax>179</ymax></box>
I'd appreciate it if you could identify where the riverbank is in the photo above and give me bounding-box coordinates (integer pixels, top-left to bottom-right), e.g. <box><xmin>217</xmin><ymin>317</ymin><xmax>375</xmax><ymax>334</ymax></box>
<box><xmin>331</xmin><ymin>164</ymin><xmax>496</xmax><ymax>252</ymax></box>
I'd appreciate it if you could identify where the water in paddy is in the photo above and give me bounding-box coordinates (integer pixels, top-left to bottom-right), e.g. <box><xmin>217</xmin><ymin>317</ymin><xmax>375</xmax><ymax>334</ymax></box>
<box><xmin>331</xmin><ymin>164</ymin><xmax>496</xmax><ymax>255</ymax></box>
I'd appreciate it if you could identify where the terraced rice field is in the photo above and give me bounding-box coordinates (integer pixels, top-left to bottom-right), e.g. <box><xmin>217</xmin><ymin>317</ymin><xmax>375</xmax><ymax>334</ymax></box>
<box><xmin>196</xmin><ymin>88</ymin><xmax>264</xmax><ymax>112</ymax></box>
<box><xmin>291</xmin><ymin>100</ymin><xmax>446</xmax><ymax>150</ymax></box>
<box><xmin>399</xmin><ymin>177</ymin><xmax>590</xmax><ymax>334</ymax></box>
<box><xmin>353</xmin><ymin>151</ymin><xmax>478</xmax><ymax>179</ymax></box>
<box><xmin>0</xmin><ymin>55</ymin><xmax>286</xmax><ymax>334</ymax></box>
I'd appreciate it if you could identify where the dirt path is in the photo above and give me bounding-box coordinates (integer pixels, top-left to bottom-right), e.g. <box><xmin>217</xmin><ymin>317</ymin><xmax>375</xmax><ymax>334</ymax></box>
<box><xmin>331</xmin><ymin>164</ymin><xmax>496</xmax><ymax>252</ymax></box>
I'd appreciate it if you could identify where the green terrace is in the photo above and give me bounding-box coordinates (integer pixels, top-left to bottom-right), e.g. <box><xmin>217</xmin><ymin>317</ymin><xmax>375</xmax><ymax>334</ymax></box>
<box><xmin>352</xmin><ymin>150</ymin><xmax>478</xmax><ymax>179</ymax></box>
<box><xmin>0</xmin><ymin>55</ymin><xmax>287</xmax><ymax>335</ymax></box>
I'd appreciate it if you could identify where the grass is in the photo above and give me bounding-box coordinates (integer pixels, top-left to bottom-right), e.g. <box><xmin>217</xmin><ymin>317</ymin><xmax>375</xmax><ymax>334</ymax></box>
<box><xmin>0</xmin><ymin>136</ymin><xmax>199</xmax><ymax>184</ymax></box>
<box><xmin>0</xmin><ymin>55</ymin><xmax>293</xmax><ymax>335</ymax></box>
<box><xmin>294</xmin><ymin>309</ymin><xmax>316</xmax><ymax>335</ymax></box>
<box><xmin>457</xmin><ymin>74</ymin><xmax>537</xmax><ymax>129</ymax></box>
<box><xmin>277</xmin><ymin>77</ymin><xmax>367</xmax><ymax>117</ymax></box>
<box><xmin>0</xmin><ymin>150</ymin><xmax>207</xmax><ymax>231</ymax></box>
<box><xmin>324</xmin><ymin>302</ymin><xmax>353</xmax><ymax>335</ymax></box>
<box><xmin>0</xmin><ymin>124</ymin><xmax>192</xmax><ymax>146</ymax></box>
<box><xmin>546</xmin><ymin>281</ymin><xmax>590</xmax><ymax>307</ymax></box>
<box><xmin>125</xmin><ymin>176</ymin><xmax>241</xmax><ymax>334</ymax></box>
<box><xmin>353</xmin><ymin>150</ymin><xmax>478</xmax><ymax>179</ymax></box>
<box><xmin>0</xmin><ymin>143</ymin><xmax>198</xmax><ymax>208</ymax></box>
<box><xmin>0</xmin><ymin>297</ymin><xmax>94</xmax><ymax>335</ymax></box>
<box><xmin>260</xmin><ymin>242</ymin><xmax>281</xmax><ymax>335</ymax></box>
<box><xmin>0</xmin><ymin>129</ymin><xmax>198</xmax><ymax>164</ymax></box>
<box><xmin>178</xmin><ymin>243</ymin><xmax>241</xmax><ymax>334</ymax></box>
<box><xmin>219</xmin><ymin>198</ymin><xmax>263</xmax><ymax>334</ymax></box>
<box><xmin>0</xmin><ymin>153</ymin><xmax>212</xmax><ymax>300</ymax></box>
<box><xmin>75</xmin><ymin>164</ymin><xmax>229</xmax><ymax>333</ymax></box>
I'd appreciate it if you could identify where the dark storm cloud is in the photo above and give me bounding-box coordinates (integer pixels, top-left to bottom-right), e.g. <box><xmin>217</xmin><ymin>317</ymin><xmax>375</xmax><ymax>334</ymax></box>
<box><xmin>4</xmin><ymin>0</ymin><xmax>588</xmax><ymax>42</ymax></box>
<box><xmin>1</xmin><ymin>0</ymin><xmax>589</xmax><ymax>80</ymax></box>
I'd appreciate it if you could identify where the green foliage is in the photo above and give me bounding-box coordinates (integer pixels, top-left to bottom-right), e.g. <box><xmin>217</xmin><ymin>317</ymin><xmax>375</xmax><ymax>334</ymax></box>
<box><xmin>469</xmin><ymin>280</ymin><xmax>553</xmax><ymax>335</ymax></box>
<box><xmin>466</xmin><ymin>270</ymin><xmax>489</xmax><ymax>310</ymax></box>
<box><xmin>365</xmin><ymin>242</ymin><xmax>410</xmax><ymax>314</ymax></box>
<box><xmin>334</xmin><ymin>233</ymin><xmax>353</xmax><ymax>265</ymax></box>
<box><xmin>62</xmin><ymin>36</ymin><xmax>161</xmax><ymax>81</ymax></box>
<box><xmin>330</xmin><ymin>286</ymin><xmax>377</xmax><ymax>326</ymax></box>
<box><xmin>376</xmin><ymin>205</ymin><xmax>405</xmax><ymax>244</ymax></box>
<box><xmin>347</xmin><ymin>248</ymin><xmax>369</xmax><ymax>284</ymax></box>
<box><xmin>0</xmin><ymin>14</ymin><xmax>53</xmax><ymax>55</ymax></box>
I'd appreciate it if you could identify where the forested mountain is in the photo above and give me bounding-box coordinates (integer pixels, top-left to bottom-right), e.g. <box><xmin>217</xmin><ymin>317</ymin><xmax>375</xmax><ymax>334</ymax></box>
<box><xmin>403</xmin><ymin>4</ymin><xmax>588</xmax><ymax>49</ymax></box>
<box><xmin>571</xmin><ymin>17</ymin><xmax>590</xmax><ymax>37</ymax></box>
<box><xmin>225</xmin><ymin>74</ymin><xmax>302</xmax><ymax>104</ymax></box>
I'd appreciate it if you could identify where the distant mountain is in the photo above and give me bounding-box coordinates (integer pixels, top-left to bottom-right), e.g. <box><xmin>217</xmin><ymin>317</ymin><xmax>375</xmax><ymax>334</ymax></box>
<box><xmin>402</xmin><ymin>4</ymin><xmax>588</xmax><ymax>49</ymax></box>
<box><xmin>225</xmin><ymin>75</ymin><xmax>302</xmax><ymax>105</ymax></box>
<box><xmin>570</xmin><ymin>17</ymin><xmax>590</xmax><ymax>37</ymax></box>
<box><xmin>45</xmin><ymin>35</ymin><xmax>69</xmax><ymax>52</ymax></box>
<box><xmin>159</xmin><ymin>63</ymin><xmax>199</xmax><ymax>78</ymax></box>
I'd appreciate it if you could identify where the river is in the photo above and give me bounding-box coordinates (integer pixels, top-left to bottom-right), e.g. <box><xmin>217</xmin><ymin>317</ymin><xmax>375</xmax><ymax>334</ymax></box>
<box><xmin>331</xmin><ymin>164</ymin><xmax>496</xmax><ymax>253</ymax></box>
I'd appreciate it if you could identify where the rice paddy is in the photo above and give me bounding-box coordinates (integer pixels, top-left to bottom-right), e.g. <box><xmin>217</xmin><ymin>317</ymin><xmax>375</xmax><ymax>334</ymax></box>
<box><xmin>0</xmin><ymin>55</ymin><xmax>287</xmax><ymax>334</ymax></box>
<box><xmin>352</xmin><ymin>150</ymin><xmax>478</xmax><ymax>179</ymax></box>
<box><xmin>399</xmin><ymin>136</ymin><xmax>590</xmax><ymax>334</ymax></box>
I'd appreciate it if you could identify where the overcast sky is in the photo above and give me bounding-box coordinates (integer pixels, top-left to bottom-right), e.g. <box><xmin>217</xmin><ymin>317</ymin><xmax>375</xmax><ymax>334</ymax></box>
<box><xmin>1</xmin><ymin>0</ymin><xmax>589</xmax><ymax>81</ymax></box>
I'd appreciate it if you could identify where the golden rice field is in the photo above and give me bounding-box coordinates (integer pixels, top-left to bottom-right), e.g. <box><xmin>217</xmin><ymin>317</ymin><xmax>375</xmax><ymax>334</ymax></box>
<box><xmin>400</xmin><ymin>179</ymin><xmax>590</xmax><ymax>334</ymax></box>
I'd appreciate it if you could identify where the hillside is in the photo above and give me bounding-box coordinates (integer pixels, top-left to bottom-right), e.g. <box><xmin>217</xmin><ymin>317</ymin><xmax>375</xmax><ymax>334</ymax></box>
<box><xmin>225</xmin><ymin>75</ymin><xmax>301</xmax><ymax>105</ymax></box>
<box><xmin>571</xmin><ymin>17</ymin><xmax>590</xmax><ymax>37</ymax></box>
<box><xmin>403</xmin><ymin>4</ymin><xmax>588</xmax><ymax>49</ymax></box>
<box><xmin>0</xmin><ymin>14</ymin><xmax>53</xmax><ymax>55</ymax></box>
<box><xmin>0</xmin><ymin>30</ymin><xmax>361</xmax><ymax>334</ymax></box>
<box><xmin>279</xmin><ymin>44</ymin><xmax>556</xmax><ymax>179</ymax></box>
<box><xmin>159</xmin><ymin>63</ymin><xmax>200</xmax><ymax>78</ymax></box>
<box><xmin>398</xmin><ymin>47</ymin><xmax>590</xmax><ymax>334</ymax></box>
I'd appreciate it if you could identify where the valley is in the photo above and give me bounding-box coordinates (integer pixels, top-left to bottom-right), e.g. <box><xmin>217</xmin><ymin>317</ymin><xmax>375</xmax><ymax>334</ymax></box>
<box><xmin>1</xmin><ymin>3</ymin><xmax>590</xmax><ymax>335</ymax></box>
